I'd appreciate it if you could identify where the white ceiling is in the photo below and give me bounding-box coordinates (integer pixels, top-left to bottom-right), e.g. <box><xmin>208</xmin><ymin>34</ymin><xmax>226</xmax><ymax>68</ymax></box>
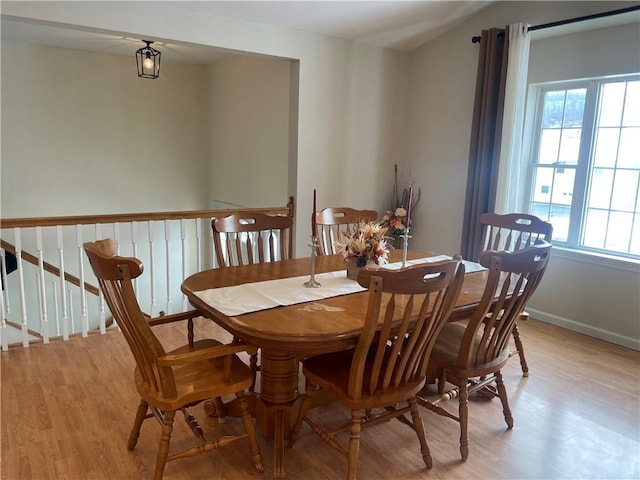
<box><xmin>1</xmin><ymin>1</ymin><xmax>494</xmax><ymax>64</ymax></box>
<box><xmin>171</xmin><ymin>1</ymin><xmax>494</xmax><ymax>50</ymax></box>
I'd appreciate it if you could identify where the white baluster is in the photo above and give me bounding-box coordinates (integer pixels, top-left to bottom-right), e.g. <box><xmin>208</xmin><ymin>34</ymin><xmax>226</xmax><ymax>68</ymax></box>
<box><xmin>68</xmin><ymin>287</ymin><xmax>75</xmax><ymax>334</ymax></box>
<box><xmin>131</xmin><ymin>222</ymin><xmax>138</xmax><ymax>294</ymax></box>
<box><xmin>97</xmin><ymin>292</ymin><xmax>106</xmax><ymax>334</ymax></box>
<box><xmin>34</xmin><ymin>268</ymin><xmax>44</xmax><ymax>334</ymax></box>
<box><xmin>76</xmin><ymin>225</ymin><xmax>88</xmax><ymax>337</ymax></box>
<box><xmin>181</xmin><ymin>219</ymin><xmax>189</xmax><ymax>311</ymax></box>
<box><xmin>196</xmin><ymin>218</ymin><xmax>203</xmax><ymax>272</ymax></box>
<box><xmin>14</xmin><ymin>229</ymin><xmax>29</xmax><ymax>347</ymax></box>
<box><xmin>35</xmin><ymin>227</ymin><xmax>50</xmax><ymax>344</ymax></box>
<box><xmin>94</xmin><ymin>223</ymin><xmax>106</xmax><ymax>333</ymax></box>
<box><xmin>164</xmin><ymin>220</ymin><xmax>172</xmax><ymax>314</ymax></box>
<box><xmin>52</xmin><ymin>278</ymin><xmax>60</xmax><ymax>336</ymax></box>
<box><xmin>148</xmin><ymin>222</ymin><xmax>157</xmax><ymax>316</ymax></box>
<box><xmin>109</xmin><ymin>223</ymin><xmax>121</xmax><ymax>331</ymax></box>
<box><xmin>57</xmin><ymin>226</ymin><xmax>69</xmax><ymax>341</ymax></box>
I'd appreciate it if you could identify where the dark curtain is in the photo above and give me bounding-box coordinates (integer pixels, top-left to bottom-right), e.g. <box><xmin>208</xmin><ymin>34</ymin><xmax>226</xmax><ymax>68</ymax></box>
<box><xmin>460</xmin><ymin>28</ymin><xmax>509</xmax><ymax>261</ymax></box>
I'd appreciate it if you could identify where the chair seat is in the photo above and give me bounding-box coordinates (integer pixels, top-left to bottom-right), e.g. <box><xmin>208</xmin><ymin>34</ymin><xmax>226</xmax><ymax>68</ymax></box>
<box><xmin>135</xmin><ymin>338</ymin><xmax>254</xmax><ymax>411</ymax></box>
<box><xmin>430</xmin><ymin>323</ymin><xmax>467</xmax><ymax>364</ymax></box>
<box><xmin>304</xmin><ymin>349</ymin><xmax>426</xmax><ymax>410</ymax></box>
<box><xmin>429</xmin><ymin>323</ymin><xmax>510</xmax><ymax>380</ymax></box>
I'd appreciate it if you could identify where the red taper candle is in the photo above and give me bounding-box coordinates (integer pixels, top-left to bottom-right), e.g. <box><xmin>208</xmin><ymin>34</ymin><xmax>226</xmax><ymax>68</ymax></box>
<box><xmin>406</xmin><ymin>185</ymin><xmax>412</xmax><ymax>229</ymax></box>
<box><xmin>312</xmin><ymin>188</ymin><xmax>317</xmax><ymax>237</ymax></box>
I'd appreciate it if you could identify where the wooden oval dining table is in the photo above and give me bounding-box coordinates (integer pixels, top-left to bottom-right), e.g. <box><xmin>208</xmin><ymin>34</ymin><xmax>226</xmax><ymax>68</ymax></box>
<box><xmin>181</xmin><ymin>250</ymin><xmax>489</xmax><ymax>479</ymax></box>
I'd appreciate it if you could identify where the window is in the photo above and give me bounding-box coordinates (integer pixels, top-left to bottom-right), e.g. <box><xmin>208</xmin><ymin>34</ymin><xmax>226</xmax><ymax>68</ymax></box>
<box><xmin>527</xmin><ymin>75</ymin><xmax>640</xmax><ymax>259</ymax></box>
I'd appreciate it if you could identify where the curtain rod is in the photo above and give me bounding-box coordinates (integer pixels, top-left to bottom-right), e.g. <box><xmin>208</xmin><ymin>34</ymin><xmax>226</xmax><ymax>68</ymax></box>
<box><xmin>471</xmin><ymin>5</ymin><xmax>640</xmax><ymax>43</ymax></box>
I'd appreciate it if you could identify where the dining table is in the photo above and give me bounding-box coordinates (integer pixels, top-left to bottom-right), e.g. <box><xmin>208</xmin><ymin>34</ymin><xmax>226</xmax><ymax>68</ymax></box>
<box><xmin>181</xmin><ymin>250</ymin><xmax>489</xmax><ymax>479</ymax></box>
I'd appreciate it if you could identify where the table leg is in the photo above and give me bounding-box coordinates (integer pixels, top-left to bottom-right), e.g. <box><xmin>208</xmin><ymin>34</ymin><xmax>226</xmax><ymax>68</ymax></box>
<box><xmin>256</xmin><ymin>349</ymin><xmax>298</xmax><ymax>479</ymax></box>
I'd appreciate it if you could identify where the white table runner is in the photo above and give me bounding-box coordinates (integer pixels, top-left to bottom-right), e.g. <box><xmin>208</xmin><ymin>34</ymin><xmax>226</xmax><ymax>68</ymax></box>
<box><xmin>381</xmin><ymin>255</ymin><xmax>486</xmax><ymax>274</ymax></box>
<box><xmin>194</xmin><ymin>256</ymin><xmax>485</xmax><ymax>317</ymax></box>
<box><xmin>194</xmin><ymin>270</ymin><xmax>365</xmax><ymax>316</ymax></box>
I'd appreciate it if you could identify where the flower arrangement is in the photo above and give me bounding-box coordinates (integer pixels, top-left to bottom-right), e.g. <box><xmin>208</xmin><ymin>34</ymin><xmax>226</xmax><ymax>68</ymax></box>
<box><xmin>335</xmin><ymin>221</ymin><xmax>391</xmax><ymax>267</ymax></box>
<box><xmin>381</xmin><ymin>207</ymin><xmax>408</xmax><ymax>232</ymax></box>
<box><xmin>380</xmin><ymin>164</ymin><xmax>420</xmax><ymax>247</ymax></box>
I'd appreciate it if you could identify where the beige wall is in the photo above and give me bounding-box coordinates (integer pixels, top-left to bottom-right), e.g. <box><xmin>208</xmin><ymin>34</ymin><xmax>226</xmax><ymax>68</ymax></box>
<box><xmin>531</xmin><ymin>253</ymin><xmax>639</xmax><ymax>346</ymax></box>
<box><xmin>528</xmin><ymin>21</ymin><xmax>640</xmax><ymax>83</ymax></box>
<box><xmin>206</xmin><ymin>56</ymin><xmax>291</xmax><ymax>209</ymax></box>
<box><xmin>405</xmin><ymin>1</ymin><xmax>640</xmax><ymax>348</ymax></box>
<box><xmin>1</xmin><ymin>42</ymin><xmax>209</xmax><ymax>215</ymax></box>
<box><xmin>1</xmin><ymin>42</ymin><xmax>294</xmax><ymax>214</ymax></box>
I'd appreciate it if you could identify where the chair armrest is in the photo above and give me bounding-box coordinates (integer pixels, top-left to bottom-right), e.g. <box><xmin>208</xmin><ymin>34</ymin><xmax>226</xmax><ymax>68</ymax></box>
<box><xmin>147</xmin><ymin>310</ymin><xmax>201</xmax><ymax>326</ymax></box>
<box><xmin>157</xmin><ymin>343</ymin><xmax>258</xmax><ymax>367</ymax></box>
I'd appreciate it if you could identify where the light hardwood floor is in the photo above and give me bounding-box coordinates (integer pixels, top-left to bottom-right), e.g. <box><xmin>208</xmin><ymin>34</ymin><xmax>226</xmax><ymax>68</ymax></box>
<box><xmin>2</xmin><ymin>318</ymin><xmax>639</xmax><ymax>480</ymax></box>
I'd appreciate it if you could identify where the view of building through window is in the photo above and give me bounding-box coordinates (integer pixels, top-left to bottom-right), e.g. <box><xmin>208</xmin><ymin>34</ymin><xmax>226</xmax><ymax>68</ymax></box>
<box><xmin>527</xmin><ymin>75</ymin><xmax>640</xmax><ymax>258</ymax></box>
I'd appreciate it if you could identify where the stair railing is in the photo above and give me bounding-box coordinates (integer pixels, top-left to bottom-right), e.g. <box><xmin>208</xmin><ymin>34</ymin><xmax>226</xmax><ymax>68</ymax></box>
<box><xmin>0</xmin><ymin>197</ymin><xmax>294</xmax><ymax>350</ymax></box>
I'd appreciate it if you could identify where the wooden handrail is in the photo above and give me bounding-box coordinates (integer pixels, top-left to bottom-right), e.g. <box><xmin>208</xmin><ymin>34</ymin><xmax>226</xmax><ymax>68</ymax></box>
<box><xmin>0</xmin><ymin>197</ymin><xmax>295</xmax><ymax>301</ymax></box>
<box><xmin>0</xmin><ymin>197</ymin><xmax>295</xmax><ymax>229</ymax></box>
<box><xmin>1</xmin><ymin>239</ymin><xmax>100</xmax><ymax>296</ymax></box>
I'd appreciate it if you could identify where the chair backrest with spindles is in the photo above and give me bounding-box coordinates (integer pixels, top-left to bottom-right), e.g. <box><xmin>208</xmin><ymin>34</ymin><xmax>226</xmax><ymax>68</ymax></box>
<box><xmin>458</xmin><ymin>242</ymin><xmax>552</xmax><ymax>369</ymax></box>
<box><xmin>479</xmin><ymin>213</ymin><xmax>552</xmax><ymax>256</ymax></box>
<box><xmin>350</xmin><ymin>259</ymin><xmax>465</xmax><ymax>400</ymax></box>
<box><xmin>316</xmin><ymin>207</ymin><xmax>378</xmax><ymax>255</ymax></box>
<box><xmin>212</xmin><ymin>212</ymin><xmax>294</xmax><ymax>267</ymax></box>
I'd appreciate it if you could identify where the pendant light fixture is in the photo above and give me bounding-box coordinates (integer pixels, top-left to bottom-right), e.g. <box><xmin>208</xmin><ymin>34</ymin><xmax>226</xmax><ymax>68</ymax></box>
<box><xmin>136</xmin><ymin>40</ymin><xmax>161</xmax><ymax>79</ymax></box>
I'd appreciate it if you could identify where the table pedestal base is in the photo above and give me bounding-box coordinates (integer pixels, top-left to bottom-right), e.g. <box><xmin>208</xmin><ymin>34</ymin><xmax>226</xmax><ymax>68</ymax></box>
<box><xmin>258</xmin><ymin>350</ymin><xmax>298</xmax><ymax>479</ymax></box>
<box><xmin>203</xmin><ymin>349</ymin><xmax>326</xmax><ymax>479</ymax></box>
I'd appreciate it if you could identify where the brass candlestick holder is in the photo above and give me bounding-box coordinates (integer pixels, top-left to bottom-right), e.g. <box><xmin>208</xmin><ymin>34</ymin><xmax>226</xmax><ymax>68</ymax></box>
<box><xmin>304</xmin><ymin>236</ymin><xmax>321</xmax><ymax>288</ymax></box>
<box><xmin>400</xmin><ymin>228</ymin><xmax>411</xmax><ymax>268</ymax></box>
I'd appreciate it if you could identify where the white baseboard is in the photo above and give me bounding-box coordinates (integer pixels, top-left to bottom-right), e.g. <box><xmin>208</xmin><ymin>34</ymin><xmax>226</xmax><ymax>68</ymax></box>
<box><xmin>527</xmin><ymin>308</ymin><xmax>640</xmax><ymax>351</ymax></box>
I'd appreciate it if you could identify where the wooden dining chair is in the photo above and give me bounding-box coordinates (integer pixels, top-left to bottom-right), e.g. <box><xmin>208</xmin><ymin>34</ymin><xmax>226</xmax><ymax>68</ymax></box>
<box><xmin>419</xmin><ymin>242</ymin><xmax>552</xmax><ymax>462</ymax></box>
<box><xmin>315</xmin><ymin>207</ymin><xmax>378</xmax><ymax>255</ymax></box>
<box><xmin>211</xmin><ymin>211</ymin><xmax>294</xmax><ymax>392</ymax></box>
<box><xmin>479</xmin><ymin>212</ymin><xmax>553</xmax><ymax>376</ymax></box>
<box><xmin>212</xmin><ymin>212</ymin><xmax>294</xmax><ymax>267</ymax></box>
<box><xmin>83</xmin><ymin>239</ymin><xmax>263</xmax><ymax>480</ymax></box>
<box><xmin>289</xmin><ymin>259</ymin><xmax>465</xmax><ymax>479</ymax></box>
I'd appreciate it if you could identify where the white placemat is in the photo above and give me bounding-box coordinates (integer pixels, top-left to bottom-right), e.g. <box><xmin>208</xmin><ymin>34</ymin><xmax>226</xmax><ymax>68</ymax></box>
<box><xmin>194</xmin><ymin>256</ymin><xmax>486</xmax><ymax>317</ymax></box>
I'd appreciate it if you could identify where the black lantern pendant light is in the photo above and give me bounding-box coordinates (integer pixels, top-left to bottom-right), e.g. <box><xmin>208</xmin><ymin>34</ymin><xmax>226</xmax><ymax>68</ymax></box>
<box><xmin>136</xmin><ymin>40</ymin><xmax>161</xmax><ymax>79</ymax></box>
